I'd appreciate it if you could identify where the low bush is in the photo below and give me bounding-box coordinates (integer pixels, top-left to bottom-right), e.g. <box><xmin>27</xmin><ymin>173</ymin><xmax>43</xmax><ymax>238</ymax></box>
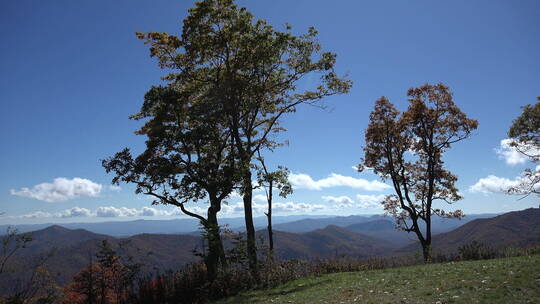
<box><xmin>458</xmin><ymin>240</ymin><xmax>497</xmax><ymax>261</ymax></box>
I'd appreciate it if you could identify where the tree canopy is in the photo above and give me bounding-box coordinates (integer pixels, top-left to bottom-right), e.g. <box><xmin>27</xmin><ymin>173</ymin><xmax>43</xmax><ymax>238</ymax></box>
<box><xmin>104</xmin><ymin>0</ymin><xmax>351</xmax><ymax>278</ymax></box>
<box><xmin>360</xmin><ymin>83</ymin><xmax>478</xmax><ymax>262</ymax></box>
<box><xmin>507</xmin><ymin>97</ymin><xmax>540</xmax><ymax>197</ymax></box>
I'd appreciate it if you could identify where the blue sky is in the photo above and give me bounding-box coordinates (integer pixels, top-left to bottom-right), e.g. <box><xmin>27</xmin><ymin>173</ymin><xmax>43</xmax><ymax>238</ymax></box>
<box><xmin>1</xmin><ymin>0</ymin><xmax>539</xmax><ymax>225</ymax></box>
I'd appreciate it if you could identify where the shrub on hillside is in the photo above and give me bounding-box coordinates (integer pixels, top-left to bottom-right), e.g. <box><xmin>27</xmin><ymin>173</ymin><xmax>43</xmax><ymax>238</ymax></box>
<box><xmin>458</xmin><ymin>241</ymin><xmax>497</xmax><ymax>260</ymax></box>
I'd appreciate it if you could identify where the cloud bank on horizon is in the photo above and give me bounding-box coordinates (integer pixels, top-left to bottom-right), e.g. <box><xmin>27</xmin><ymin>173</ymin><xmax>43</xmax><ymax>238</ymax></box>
<box><xmin>6</xmin><ymin>171</ymin><xmax>391</xmax><ymax>221</ymax></box>
<box><xmin>6</xmin><ymin>138</ymin><xmax>538</xmax><ymax>222</ymax></box>
<box><xmin>7</xmin><ymin>201</ymin><xmax>330</xmax><ymax>220</ymax></box>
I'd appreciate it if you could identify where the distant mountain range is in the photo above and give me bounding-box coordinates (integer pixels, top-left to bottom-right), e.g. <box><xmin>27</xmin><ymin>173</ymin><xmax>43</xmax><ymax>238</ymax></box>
<box><xmin>399</xmin><ymin>208</ymin><xmax>540</xmax><ymax>255</ymax></box>
<box><xmin>1</xmin><ymin>224</ymin><xmax>390</xmax><ymax>291</ymax></box>
<box><xmin>2</xmin><ymin>208</ymin><xmax>538</xmax><ymax>295</ymax></box>
<box><xmin>0</xmin><ymin>215</ymin><xmax>334</xmax><ymax>236</ymax></box>
<box><xmin>272</xmin><ymin>213</ymin><xmax>497</xmax><ymax>234</ymax></box>
<box><xmin>345</xmin><ymin>220</ymin><xmax>415</xmax><ymax>247</ymax></box>
<box><xmin>0</xmin><ymin>226</ymin><xmax>202</xmax><ymax>294</ymax></box>
<box><xmin>1</xmin><ymin>213</ymin><xmax>496</xmax><ymax>237</ymax></box>
<box><xmin>270</xmin><ymin>225</ymin><xmax>394</xmax><ymax>259</ymax></box>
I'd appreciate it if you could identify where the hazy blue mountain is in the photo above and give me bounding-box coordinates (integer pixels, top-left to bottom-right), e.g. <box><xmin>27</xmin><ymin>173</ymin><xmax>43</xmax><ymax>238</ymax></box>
<box><xmin>398</xmin><ymin>208</ymin><xmax>540</xmax><ymax>255</ymax></box>
<box><xmin>345</xmin><ymin>220</ymin><xmax>415</xmax><ymax>247</ymax></box>
<box><xmin>272</xmin><ymin>214</ymin><xmax>385</xmax><ymax>233</ymax></box>
<box><xmin>1</xmin><ymin>223</ymin><xmax>391</xmax><ymax>291</ymax></box>
<box><xmin>0</xmin><ymin>227</ymin><xmax>201</xmax><ymax>294</ymax></box>
<box><xmin>269</xmin><ymin>225</ymin><xmax>394</xmax><ymax>259</ymax></box>
<box><xmin>0</xmin><ymin>214</ymin><xmax>332</xmax><ymax>236</ymax></box>
<box><xmin>271</xmin><ymin>213</ymin><xmax>497</xmax><ymax>235</ymax></box>
<box><xmin>1</xmin><ymin>212</ymin><xmax>495</xmax><ymax>239</ymax></box>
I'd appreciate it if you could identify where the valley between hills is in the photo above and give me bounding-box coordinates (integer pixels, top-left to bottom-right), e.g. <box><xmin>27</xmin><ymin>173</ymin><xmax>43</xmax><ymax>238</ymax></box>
<box><xmin>1</xmin><ymin>208</ymin><xmax>538</xmax><ymax>294</ymax></box>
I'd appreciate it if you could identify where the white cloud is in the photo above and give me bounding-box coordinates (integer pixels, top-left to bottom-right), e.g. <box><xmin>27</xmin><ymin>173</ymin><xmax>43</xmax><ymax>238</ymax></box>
<box><xmin>323</xmin><ymin>196</ymin><xmax>354</xmax><ymax>208</ymax></box>
<box><xmin>13</xmin><ymin>199</ymin><xmax>333</xmax><ymax>219</ymax></box>
<box><xmin>321</xmin><ymin>195</ymin><xmax>354</xmax><ymax>204</ymax></box>
<box><xmin>356</xmin><ymin>194</ymin><xmax>386</xmax><ymax>208</ymax></box>
<box><xmin>253</xmin><ymin>194</ymin><xmax>268</xmax><ymax>202</ymax></box>
<box><xmin>338</xmin><ymin>202</ymin><xmax>353</xmax><ymax>208</ymax></box>
<box><xmin>20</xmin><ymin>211</ymin><xmax>54</xmax><ymax>218</ymax></box>
<box><xmin>108</xmin><ymin>185</ymin><xmax>122</xmax><ymax>192</ymax></box>
<box><xmin>469</xmin><ymin>169</ymin><xmax>540</xmax><ymax>194</ymax></box>
<box><xmin>320</xmin><ymin>194</ymin><xmax>387</xmax><ymax>209</ymax></box>
<box><xmin>222</xmin><ymin>201</ymin><xmax>326</xmax><ymax>215</ymax></box>
<box><xmin>227</xmin><ymin>191</ymin><xmax>242</xmax><ymax>199</ymax></box>
<box><xmin>495</xmin><ymin>139</ymin><xmax>539</xmax><ymax>166</ymax></box>
<box><xmin>289</xmin><ymin>173</ymin><xmax>389</xmax><ymax>191</ymax></box>
<box><xmin>457</xmin><ymin>138</ymin><xmax>539</xmax><ymax>196</ymax></box>
<box><xmin>139</xmin><ymin>206</ymin><xmax>187</xmax><ymax>217</ymax></box>
<box><xmin>59</xmin><ymin>207</ymin><xmax>93</xmax><ymax>218</ymax></box>
<box><xmin>18</xmin><ymin>207</ymin><xmax>92</xmax><ymax>219</ymax></box>
<box><xmin>96</xmin><ymin>206</ymin><xmax>138</xmax><ymax>217</ymax></box>
<box><xmin>13</xmin><ymin>205</ymin><xmax>209</xmax><ymax>219</ymax></box>
<box><xmin>11</xmin><ymin>178</ymin><xmax>102</xmax><ymax>202</ymax></box>
<box><xmin>140</xmin><ymin>206</ymin><xmax>159</xmax><ymax>216</ymax></box>
<box><xmin>272</xmin><ymin>202</ymin><xmax>325</xmax><ymax>213</ymax></box>
<box><xmin>469</xmin><ymin>175</ymin><xmax>519</xmax><ymax>194</ymax></box>
<box><xmin>158</xmin><ymin>205</ymin><xmax>207</xmax><ymax>217</ymax></box>
<box><xmin>181</xmin><ymin>205</ymin><xmax>207</xmax><ymax>215</ymax></box>
<box><xmin>496</xmin><ymin>139</ymin><xmax>527</xmax><ymax>166</ymax></box>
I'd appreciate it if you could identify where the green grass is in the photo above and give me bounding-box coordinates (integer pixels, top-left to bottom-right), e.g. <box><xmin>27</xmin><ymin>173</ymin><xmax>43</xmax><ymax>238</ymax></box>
<box><xmin>214</xmin><ymin>255</ymin><xmax>540</xmax><ymax>304</ymax></box>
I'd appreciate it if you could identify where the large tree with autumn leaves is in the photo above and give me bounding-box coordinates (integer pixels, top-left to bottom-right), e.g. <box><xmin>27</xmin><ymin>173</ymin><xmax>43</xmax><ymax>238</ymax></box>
<box><xmin>360</xmin><ymin>83</ymin><xmax>478</xmax><ymax>262</ymax></box>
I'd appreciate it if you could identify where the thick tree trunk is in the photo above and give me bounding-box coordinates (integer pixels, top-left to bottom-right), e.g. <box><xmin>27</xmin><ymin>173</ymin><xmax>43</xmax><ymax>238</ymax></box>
<box><xmin>409</xmin><ymin>217</ymin><xmax>431</xmax><ymax>263</ymax></box>
<box><xmin>204</xmin><ymin>233</ymin><xmax>219</xmax><ymax>280</ymax></box>
<box><xmin>242</xmin><ymin>170</ymin><xmax>259</xmax><ymax>279</ymax></box>
<box><xmin>205</xmin><ymin>204</ymin><xmax>226</xmax><ymax>281</ymax></box>
<box><xmin>217</xmin><ymin>235</ymin><xmax>227</xmax><ymax>268</ymax></box>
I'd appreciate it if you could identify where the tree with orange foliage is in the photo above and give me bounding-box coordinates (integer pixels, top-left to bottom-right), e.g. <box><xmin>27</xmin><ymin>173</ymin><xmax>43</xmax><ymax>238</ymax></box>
<box><xmin>360</xmin><ymin>83</ymin><xmax>478</xmax><ymax>262</ymax></box>
<box><xmin>60</xmin><ymin>241</ymin><xmax>136</xmax><ymax>304</ymax></box>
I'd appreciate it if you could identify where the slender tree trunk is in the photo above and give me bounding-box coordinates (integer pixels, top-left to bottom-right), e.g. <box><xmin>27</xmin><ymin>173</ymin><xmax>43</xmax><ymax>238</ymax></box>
<box><xmin>242</xmin><ymin>170</ymin><xmax>259</xmax><ymax>279</ymax></box>
<box><xmin>89</xmin><ymin>254</ymin><xmax>95</xmax><ymax>304</ymax></box>
<box><xmin>421</xmin><ymin>241</ymin><xmax>432</xmax><ymax>263</ymax></box>
<box><xmin>425</xmin><ymin>212</ymin><xmax>432</xmax><ymax>263</ymax></box>
<box><xmin>267</xmin><ymin>180</ymin><xmax>274</xmax><ymax>254</ymax></box>
<box><xmin>99</xmin><ymin>276</ymin><xmax>106</xmax><ymax>304</ymax></box>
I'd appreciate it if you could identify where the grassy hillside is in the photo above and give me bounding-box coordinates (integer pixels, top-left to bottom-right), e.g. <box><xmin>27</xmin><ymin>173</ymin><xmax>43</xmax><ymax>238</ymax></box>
<box><xmin>215</xmin><ymin>255</ymin><xmax>540</xmax><ymax>304</ymax></box>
